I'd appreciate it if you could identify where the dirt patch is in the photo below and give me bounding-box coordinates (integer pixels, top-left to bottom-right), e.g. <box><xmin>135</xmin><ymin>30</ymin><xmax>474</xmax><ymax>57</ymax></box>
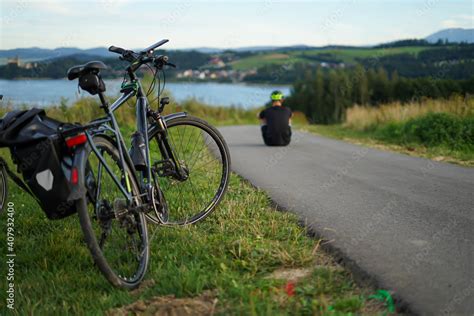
<box><xmin>130</xmin><ymin>279</ymin><xmax>156</xmax><ymax>296</ymax></box>
<box><xmin>265</xmin><ymin>267</ymin><xmax>313</xmax><ymax>282</ymax></box>
<box><xmin>265</xmin><ymin>264</ymin><xmax>345</xmax><ymax>283</ymax></box>
<box><xmin>107</xmin><ymin>290</ymin><xmax>218</xmax><ymax>316</ymax></box>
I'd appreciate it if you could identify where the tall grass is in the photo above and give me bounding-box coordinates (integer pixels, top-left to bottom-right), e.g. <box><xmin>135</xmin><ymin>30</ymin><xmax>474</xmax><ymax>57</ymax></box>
<box><xmin>345</xmin><ymin>96</ymin><xmax>474</xmax><ymax>131</ymax></box>
<box><xmin>0</xmin><ymin>94</ymin><xmax>307</xmax><ymax>127</ymax></box>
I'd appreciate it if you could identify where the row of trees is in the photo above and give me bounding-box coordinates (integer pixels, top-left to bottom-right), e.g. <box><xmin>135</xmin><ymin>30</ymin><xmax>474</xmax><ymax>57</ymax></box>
<box><xmin>358</xmin><ymin>46</ymin><xmax>474</xmax><ymax>80</ymax></box>
<box><xmin>284</xmin><ymin>65</ymin><xmax>474</xmax><ymax>124</ymax></box>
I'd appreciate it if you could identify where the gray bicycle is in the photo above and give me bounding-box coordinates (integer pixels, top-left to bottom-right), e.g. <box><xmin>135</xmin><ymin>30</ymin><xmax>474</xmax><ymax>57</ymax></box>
<box><xmin>66</xmin><ymin>39</ymin><xmax>231</xmax><ymax>288</ymax></box>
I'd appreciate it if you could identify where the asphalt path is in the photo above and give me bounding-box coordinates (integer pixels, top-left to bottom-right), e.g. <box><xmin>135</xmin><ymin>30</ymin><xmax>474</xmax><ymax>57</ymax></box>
<box><xmin>219</xmin><ymin>125</ymin><xmax>474</xmax><ymax>315</ymax></box>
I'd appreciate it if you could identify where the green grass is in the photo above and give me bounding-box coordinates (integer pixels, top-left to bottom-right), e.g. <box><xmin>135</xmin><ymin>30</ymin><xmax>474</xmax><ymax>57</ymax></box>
<box><xmin>231</xmin><ymin>53</ymin><xmax>309</xmax><ymax>71</ymax></box>
<box><xmin>231</xmin><ymin>46</ymin><xmax>433</xmax><ymax>70</ymax></box>
<box><xmin>0</xmin><ymin>164</ymin><xmax>385</xmax><ymax>314</ymax></box>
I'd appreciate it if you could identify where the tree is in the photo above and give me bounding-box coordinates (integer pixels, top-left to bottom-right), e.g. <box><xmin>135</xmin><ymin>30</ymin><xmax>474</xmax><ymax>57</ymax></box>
<box><xmin>311</xmin><ymin>67</ymin><xmax>324</xmax><ymax>123</ymax></box>
<box><xmin>353</xmin><ymin>64</ymin><xmax>369</xmax><ymax>105</ymax></box>
<box><xmin>371</xmin><ymin>67</ymin><xmax>390</xmax><ymax>104</ymax></box>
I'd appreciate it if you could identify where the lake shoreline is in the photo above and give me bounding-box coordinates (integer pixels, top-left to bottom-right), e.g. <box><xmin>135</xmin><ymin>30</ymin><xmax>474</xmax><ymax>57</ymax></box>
<box><xmin>0</xmin><ymin>80</ymin><xmax>291</xmax><ymax>108</ymax></box>
<box><xmin>0</xmin><ymin>77</ymin><xmax>292</xmax><ymax>85</ymax></box>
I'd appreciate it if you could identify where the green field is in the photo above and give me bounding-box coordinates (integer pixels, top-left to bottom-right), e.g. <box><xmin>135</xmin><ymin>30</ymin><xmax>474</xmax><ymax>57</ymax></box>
<box><xmin>231</xmin><ymin>46</ymin><xmax>432</xmax><ymax>70</ymax></box>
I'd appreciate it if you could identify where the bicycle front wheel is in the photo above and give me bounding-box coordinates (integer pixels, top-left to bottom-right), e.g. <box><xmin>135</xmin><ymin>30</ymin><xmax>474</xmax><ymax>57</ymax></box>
<box><xmin>76</xmin><ymin>135</ymin><xmax>149</xmax><ymax>289</ymax></box>
<box><xmin>148</xmin><ymin>115</ymin><xmax>231</xmax><ymax>225</ymax></box>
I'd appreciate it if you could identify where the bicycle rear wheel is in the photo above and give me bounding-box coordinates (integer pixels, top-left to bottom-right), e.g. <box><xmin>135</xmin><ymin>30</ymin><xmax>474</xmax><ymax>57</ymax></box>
<box><xmin>148</xmin><ymin>115</ymin><xmax>231</xmax><ymax>225</ymax></box>
<box><xmin>0</xmin><ymin>163</ymin><xmax>7</xmax><ymax>214</ymax></box>
<box><xmin>76</xmin><ymin>135</ymin><xmax>149</xmax><ymax>289</ymax></box>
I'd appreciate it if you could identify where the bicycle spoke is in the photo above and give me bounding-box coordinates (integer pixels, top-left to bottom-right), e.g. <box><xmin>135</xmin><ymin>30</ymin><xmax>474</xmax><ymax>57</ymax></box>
<box><xmin>148</xmin><ymin>117</ymin><xmax>229</xmax><ymax>225</ymax></box>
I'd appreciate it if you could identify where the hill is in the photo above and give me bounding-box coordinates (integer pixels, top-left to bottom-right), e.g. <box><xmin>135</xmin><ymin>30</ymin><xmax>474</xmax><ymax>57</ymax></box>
<box><xmin>425</xmin><ymin>28</ymin><xmax>474</xmax><ymax>43</ymax></box>
<box><xmin>0</xmin><ymin>47</ymin><xmax>111</xmax><ymax>61</ymax></box>
<box><xmin>1</xmin><ymin>39</ymin><xmax>474</xmax><ymax>83</ymax></box>
<box><xmin>1</xmin><ymin>28</ymin><xmax>472</xmax><ymax>64</ymax></box>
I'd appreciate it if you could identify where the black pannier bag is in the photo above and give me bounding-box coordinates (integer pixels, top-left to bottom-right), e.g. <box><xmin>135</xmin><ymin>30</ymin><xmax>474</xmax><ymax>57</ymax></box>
<box><xmin>0</xmin><ymin>108</ymin><xmax>81</xmax><ymax>219</ymax></box>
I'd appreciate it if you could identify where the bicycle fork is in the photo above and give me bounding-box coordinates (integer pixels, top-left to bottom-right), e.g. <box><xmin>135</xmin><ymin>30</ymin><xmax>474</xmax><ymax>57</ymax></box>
<box><xmin>147</xmin><ymin>110</ymin><xmax>189</xmax><ymax>182</ymax></box>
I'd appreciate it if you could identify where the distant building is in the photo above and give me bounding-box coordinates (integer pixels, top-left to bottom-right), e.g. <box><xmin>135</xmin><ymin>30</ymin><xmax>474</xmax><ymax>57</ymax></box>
<box><xmin>6</xmin><ymin>56</ymin><xmax>38</xmax><ymax>69</ymax></box>
<box><xmin>24</xmin><ymin>62</ymin><xmax>38</xmax><ymax>69</ymax></box>
<box><xmin>183</xmin><ymin>69</ymin><xmax>193</xmax><ymax>77</ymax></box>
<box><xmin>209</xmin><ymin>57</ymin><xmax>226</xmax><ymax>68</ymax></box>
<box><xmin>7</xmin><ymin>56</ymin><xmax>20</xmax><ymax>66</ymax></box>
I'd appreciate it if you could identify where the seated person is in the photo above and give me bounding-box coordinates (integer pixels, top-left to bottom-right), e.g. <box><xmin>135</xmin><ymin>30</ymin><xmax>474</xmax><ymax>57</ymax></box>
<box><xmin>258</xmin><ymin>91</ymin><xmax>292</xmax><ymax>146</ymax></box>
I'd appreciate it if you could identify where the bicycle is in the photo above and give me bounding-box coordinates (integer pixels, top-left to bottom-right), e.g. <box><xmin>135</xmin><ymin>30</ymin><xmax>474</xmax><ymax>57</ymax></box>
<box><xmin>0</xmin><ymin>39</ymin><xmax>230</xmax><ymax>289</ymax></box>
<box><xmin>65</xmin><ymin>39</ymin><xmax>231</xmax><ymax>288</ymax></box>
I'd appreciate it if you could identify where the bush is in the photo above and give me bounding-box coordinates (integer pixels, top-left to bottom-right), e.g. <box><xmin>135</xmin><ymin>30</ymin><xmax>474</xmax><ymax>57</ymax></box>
<box><xmin>375</xmin><ymin>112</ymin><xmax>474</xmax><ymax>150</ymax></box>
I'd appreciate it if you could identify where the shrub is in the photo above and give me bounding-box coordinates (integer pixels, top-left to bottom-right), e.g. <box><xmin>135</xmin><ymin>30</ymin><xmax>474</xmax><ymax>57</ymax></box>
<box><xmin>375</xmin><ymin>112</ymin><xmax>474</xmax><ymax>150</ymax></box>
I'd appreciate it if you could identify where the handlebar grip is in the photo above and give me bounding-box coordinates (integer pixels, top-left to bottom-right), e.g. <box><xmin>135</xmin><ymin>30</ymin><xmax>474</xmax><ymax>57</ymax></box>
<box><xmin>108</xmin><ymin>46</ymin><xmax>126</xmax><ymax>55</ymax></box>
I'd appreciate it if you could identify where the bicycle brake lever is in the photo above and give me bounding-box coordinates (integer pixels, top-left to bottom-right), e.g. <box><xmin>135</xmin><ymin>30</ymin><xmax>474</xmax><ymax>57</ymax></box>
<box><xmin>166</xmin><ymin>62</ymin><xmax>176</xmax><ymax>68</ymax></box>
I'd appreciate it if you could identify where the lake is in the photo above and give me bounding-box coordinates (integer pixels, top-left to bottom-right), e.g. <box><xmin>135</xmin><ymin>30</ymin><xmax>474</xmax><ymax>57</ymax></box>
<box><xmin>0</xmin><ymin>79</ymin><xmax>291</xmax><ymax>109</ymax></box>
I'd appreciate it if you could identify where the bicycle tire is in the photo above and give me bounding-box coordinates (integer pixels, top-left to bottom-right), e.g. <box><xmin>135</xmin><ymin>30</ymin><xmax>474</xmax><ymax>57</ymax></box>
<box><xmin>0</xmin><ymin>164</ymin><xmax>7</xmax><ymax>214</ymax></box>
<box><xmin>76</xmin><ymin>135</ymin><xmax>149</xmax><ymax>289</ymax></box>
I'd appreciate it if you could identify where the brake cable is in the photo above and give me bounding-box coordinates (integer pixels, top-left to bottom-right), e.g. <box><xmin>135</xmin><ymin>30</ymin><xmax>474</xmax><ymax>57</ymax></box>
<box><xmin>144</xmin><ymin>63</ymin><xmax>156</xmax><ymax>98</ymax></box>
<box><xmin>151</xmin><ymin>67</ymin><xmax>166</xmax><ymax>108</ymax></box>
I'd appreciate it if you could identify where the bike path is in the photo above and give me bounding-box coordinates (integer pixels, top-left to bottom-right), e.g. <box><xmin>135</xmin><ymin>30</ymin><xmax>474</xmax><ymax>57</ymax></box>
<box><xmin>219</xmin><ymin>125</ymin><xmax>474</xmax><ymax>315</ymax></box>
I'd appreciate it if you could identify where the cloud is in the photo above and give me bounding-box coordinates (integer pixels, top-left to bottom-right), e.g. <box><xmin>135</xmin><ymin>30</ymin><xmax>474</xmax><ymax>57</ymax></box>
<box><xmin>456</xmin><ymin>14</ymin><xmax>474</xmax><ymax>22</ymax></box>
<box><xmin>441</xmin><ymin>15</ymin><xmax>474</xmax><ymax>28</ymax></box>
<box><xmin>442</xmin><ymin>19</ymin><xmax>461</xmax><ymax>28</ymax></box>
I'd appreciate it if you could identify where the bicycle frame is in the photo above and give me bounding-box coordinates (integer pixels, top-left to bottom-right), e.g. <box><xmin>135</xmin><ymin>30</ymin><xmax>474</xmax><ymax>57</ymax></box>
<box><xmin>81</xmin><ymin>76</ymin><xmax>187</xmax><ymax>208</ymax></box>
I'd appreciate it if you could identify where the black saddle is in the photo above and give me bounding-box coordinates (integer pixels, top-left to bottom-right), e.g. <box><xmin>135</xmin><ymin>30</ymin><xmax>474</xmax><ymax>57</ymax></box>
<box><xmin>67</xmin><ymin>61</ymin><xmax>108</xmax><ymax>80</ymax></box>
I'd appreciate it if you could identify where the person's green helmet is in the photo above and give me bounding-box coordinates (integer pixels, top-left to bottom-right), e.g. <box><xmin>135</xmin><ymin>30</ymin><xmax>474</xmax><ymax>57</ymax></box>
<box><xmin>271</xmin><ymin>90</ymin><xmax>284</xmax><ymax>101</ymax></box>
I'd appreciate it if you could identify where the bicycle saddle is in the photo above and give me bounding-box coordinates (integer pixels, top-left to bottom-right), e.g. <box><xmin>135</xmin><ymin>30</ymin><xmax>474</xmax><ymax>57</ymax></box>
<box><xmin>67</xmin><ymin>61</ymin><xmax>108</xmax><ymax>80</ymax></box>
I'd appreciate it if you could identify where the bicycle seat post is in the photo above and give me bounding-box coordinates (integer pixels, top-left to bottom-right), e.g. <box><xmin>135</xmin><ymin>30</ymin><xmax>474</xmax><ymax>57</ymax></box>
<box><xmin>98</xmin><ymin>91</ymin><xmax>108</xmax><ymax>109</ymax></box>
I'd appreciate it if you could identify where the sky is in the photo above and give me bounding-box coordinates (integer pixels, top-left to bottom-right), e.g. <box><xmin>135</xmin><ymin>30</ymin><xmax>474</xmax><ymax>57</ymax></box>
<box><xmin>0</xmin><ymin>0</ymin><xmax>473</xmax><ymax>50</ymax></box>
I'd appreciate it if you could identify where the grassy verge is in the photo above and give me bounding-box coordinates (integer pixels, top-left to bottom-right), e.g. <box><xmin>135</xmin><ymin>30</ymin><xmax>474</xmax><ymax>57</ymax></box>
<box><xmin>299</xmin><ymin>122</ymin><xmax>474</xmax><ymax>166</ymax></box>
<box><xmin>301</xmin><ymin>97</ymin><xmax>474</xmax><ymax>166</ymax></box>
<box><xmin>0</xmin><ymin>164</ymin><xmax>389</xmax><ymax>314</ymax></box>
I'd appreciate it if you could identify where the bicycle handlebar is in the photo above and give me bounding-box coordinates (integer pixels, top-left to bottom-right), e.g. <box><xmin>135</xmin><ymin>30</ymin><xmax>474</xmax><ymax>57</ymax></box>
<box><xmin>108</xmin><ymin>45</ymin><xmax>126</xmax><ymax>55</ymax></box>
<box><xmin>108</xmin><ymin>40</ymin><xmax>175</xmax><ymax>72</ymax></box>
<box><xmin>141</xmin><ymin>39</ymin><xmax>169</xmax><ymax>54</ymax></box>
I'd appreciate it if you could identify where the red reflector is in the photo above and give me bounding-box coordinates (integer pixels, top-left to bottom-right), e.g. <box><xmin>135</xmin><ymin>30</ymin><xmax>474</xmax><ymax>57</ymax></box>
<box><xmin>66</xmin><ymin>134</ymin><xmax>87</xmax><ymax>148</ymax></box>
<box><xmin>71</xmin><ymin>167</ymin><xmax>79</xmax><ymax>184</ymax></box>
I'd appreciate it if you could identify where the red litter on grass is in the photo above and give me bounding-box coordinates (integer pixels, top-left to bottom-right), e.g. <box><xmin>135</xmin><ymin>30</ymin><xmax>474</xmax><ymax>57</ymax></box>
<box><xmin>285</xmin><ymin>282</ymin><xmax>295</xmax><ymax>296</ymax></box>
